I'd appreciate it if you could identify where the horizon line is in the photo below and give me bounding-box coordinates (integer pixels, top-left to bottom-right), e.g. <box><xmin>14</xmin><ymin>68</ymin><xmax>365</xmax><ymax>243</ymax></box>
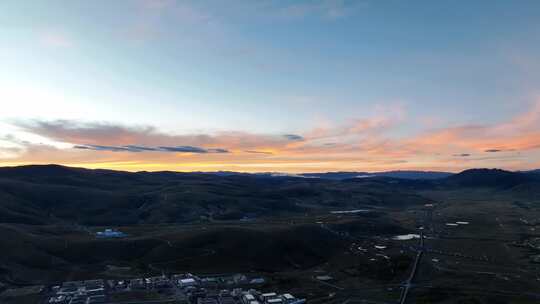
<box><xmin>0</xmin><ymin>163</ymin><xmax>537</xmax><ymax>175</ymax></box>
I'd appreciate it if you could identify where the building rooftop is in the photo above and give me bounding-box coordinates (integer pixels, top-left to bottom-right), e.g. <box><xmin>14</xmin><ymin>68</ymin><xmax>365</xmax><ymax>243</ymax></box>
<box><xmin>96</xmin><ymin>228</ymin><xmax>126</xmax><ymax>238</ymax></box>
<box><xmin>282</xmin><ymin>294</ymin><xmax>295</xmax><ymax>299</ymax></box>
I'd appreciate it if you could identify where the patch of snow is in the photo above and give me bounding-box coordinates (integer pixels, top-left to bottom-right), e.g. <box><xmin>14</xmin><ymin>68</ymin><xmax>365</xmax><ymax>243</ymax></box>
<box><xmin>392</xmin><ymin>234</ymin><xmax>420</xmax><ymax>240</ymax></box>
<box><xmin>315</xmin><ymin>275</ymin><xmax>333</xmax><ymax>281</ymax></box>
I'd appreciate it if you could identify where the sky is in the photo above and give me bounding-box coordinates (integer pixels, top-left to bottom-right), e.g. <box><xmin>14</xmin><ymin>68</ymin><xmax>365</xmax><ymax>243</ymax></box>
<box><xmin>1</xmin><ymin>0</ymin><xmax>540</xmax><ymax>173</ymax></box>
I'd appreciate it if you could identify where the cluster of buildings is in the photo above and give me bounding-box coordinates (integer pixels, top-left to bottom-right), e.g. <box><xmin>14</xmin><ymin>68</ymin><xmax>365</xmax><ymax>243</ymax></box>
<box><xmin>187</xmin><ymin>288</ymin><xmax>302</xmax><ymax>304</ymax></box>
<box><xmin>95</xmin><ymin>228</ymin><xmax>126</xmax><ymax>238</ymax></box>
<box><xmin>239</xmin><ymin>291</ymin><xmax>300</xmax><ymax>304</ymax></box>
<box><xmin>173</xmin><ymin>274</ymin><xmax>304</xmax><ymax>304</ymax></box>
<box><xmin>105</xmin><ymin>273</ymin><xmax>265</xmax><ymax>291</ymax></box>
<box><xmin>46</xmin><ymin>273</ymin><xmax>305</xmax><ymax>304</ymax></box>
<box><xmin>47</xmin><ymin>280</ymin><xmax>105</xmax><ymax>304</ymax></box>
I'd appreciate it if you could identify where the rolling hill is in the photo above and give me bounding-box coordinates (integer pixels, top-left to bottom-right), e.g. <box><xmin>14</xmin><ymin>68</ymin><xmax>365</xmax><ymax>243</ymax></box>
<box><xmin>0</xmin><ymin>165</ymin><xmax>433</xmax><ymax>226</ymax></box>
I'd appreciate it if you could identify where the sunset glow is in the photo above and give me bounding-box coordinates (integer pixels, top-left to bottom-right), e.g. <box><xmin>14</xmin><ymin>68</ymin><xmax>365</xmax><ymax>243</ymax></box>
<box><xmin>2</xmin><ymin>1</ymin><xmax>540</xmax><ymax>172</ymax></box>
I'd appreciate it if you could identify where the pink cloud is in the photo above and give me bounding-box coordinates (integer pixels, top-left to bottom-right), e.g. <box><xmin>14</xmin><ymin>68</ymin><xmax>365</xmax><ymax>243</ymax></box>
<box><xmin>305</xmin><ymin>103</ymin><xmax>405</xmax><ymax>141</ymax></box>
<box><xmin>404</xmin><ymin>99</ymin><xmax>540</xmax><ymax>154</ymax></box>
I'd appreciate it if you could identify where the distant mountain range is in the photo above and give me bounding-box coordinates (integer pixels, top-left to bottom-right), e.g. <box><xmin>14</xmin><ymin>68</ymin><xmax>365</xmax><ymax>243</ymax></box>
<box><xmin>192</xmin><ymin>170</ymin><xmax>454</xmax><ymax>180</ymax></box>
<box><xmin>206</xmin><ymin>169</ymin><xmax>540</xmax><ymax>181</ymax></box>
<box><xmin>1</xmin><ymin>164</ymin><xmax>540</xmax><ymax>181</ymax></box>
<box><xmin>296</xmin><ymin>170</ymin><xmax>454</xmax><ymax>180</ymax></box>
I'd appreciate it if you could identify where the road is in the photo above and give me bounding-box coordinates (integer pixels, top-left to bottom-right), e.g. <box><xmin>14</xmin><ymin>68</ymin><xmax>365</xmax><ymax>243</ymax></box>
<box><xmin>398</xmin><ymin>206</ymin><xmax>430</xmax><ymax>304</ymax></box>
<box><xmin>398</xmin><ymin>231</ymin><xmax>424</xmax><ymax>304</ymax></box>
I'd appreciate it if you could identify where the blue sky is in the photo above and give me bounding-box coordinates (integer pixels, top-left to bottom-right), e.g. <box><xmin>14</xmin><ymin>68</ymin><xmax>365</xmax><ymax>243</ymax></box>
<box><xmin>1</xmin><ymin>0</ymin><xmax>540</xmax><ymax>172</ymax></box>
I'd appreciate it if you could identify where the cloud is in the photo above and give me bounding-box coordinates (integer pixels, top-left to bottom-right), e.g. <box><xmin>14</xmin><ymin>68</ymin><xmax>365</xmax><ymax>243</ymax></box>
<box><xmin>400</xmin><ymin>99</ymin><xmax>540</xmax><ymax>155</ymax></box>
<box><xmin>5</xmin><ymin>99</ymin><xmax>540</xmax><ymax>172</ymax></box>
<box><xmin>11</xmin><ymin>119</ymin><xmax>294</xmax><ymax>152</ymax></box>
<box><xmin>73</xmin><ymin>145</ymin><xmax>140</xmax><ymax>152</ymax></box>
<box><xmin>157</xmin><ymin>146</ymin><xmax>209</xmax><ymax>153</ymax></box>
<box><xmin>14</xmin><ymin>120</ymin><xmax>156</xmax><ymax>146</ymax></box>
<box><xmin>245</xmin><ymin>150</ymin><xmax>273</xmax><ymax>155</ymax></box>
<box><xmin>74</xmin><ymin>144</ymin><xmax>228</xmax><ymax>154</ymax></box>
<box><xmin>0</xmin><ymin>145</ymin><xmax>23</xmax><ymax>159</ymax></box>
<box><xmin>158</xmin><ymin>146</ymin><xmax>229</xmax><ymax>153</ymax></box>
<box><xmin>125</xmin><ymin>145</ymin><xmax>160</xmax><ymax>151</ymax></box>
<box><xmin>283</xmin><ymin>134</ymin><xmax>304</xmax><ymax>141</ymax></box>
<box><xmin>208</xmin><ymin>148</ymin><xmax>230</xmax><ymax>153</ymax></box>
<box><xmin>305</xmin><ymin>110</ymin><xmax>404</xmax><ymax>141</ymax></box>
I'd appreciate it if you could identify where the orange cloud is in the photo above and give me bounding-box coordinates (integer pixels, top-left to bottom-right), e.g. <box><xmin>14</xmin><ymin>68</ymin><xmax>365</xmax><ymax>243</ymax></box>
<box><xmin>3</xmin><ymin>100</ymin><xmax>540</xmax><ymax>173</ymax></box>
<box><xmin>403</xmin><ymin>99</ymin><xmax>540</xmax><ymax>154</ymax></box>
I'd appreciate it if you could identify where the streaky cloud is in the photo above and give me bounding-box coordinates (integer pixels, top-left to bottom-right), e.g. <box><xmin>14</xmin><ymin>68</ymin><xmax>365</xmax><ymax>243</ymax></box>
<box><xmin>74</xmin><ymin>144</ymin><xmax>228</xmax><ymax>154</ymax></box>
<box><xmin>158</xmin><ymin>146</ymin><xmax>208</xmax><ymax>153</ymax></box>
<box><xmin>245</xmin><ymin>150</ymin><xmax>274</xmax><ymax>155</ymax></box>
<box><xmin>124</xmin><ymin>145</ymin><xmax>159</xmax><ymax>151</ymax></box>
<box><xmin>73</xmin><ymin>145</ymin><xmax>142</xmax><ymax>152</ymax></box>
<box><xmin>283</xmin><ymin>134</ymin><xmax>304</xmax><ymax>141</ymax></box>
<box><xmin>207</xmin><ymin>148</ymin><xmax>230</xmax><ymax>153</ymax></box>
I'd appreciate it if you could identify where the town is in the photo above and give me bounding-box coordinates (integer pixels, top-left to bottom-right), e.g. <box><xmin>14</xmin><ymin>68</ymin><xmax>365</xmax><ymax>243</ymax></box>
<box><xmin>45</xmin><ymin>273</ymin><xmax>305</xmax><ymax>304</ymax></box>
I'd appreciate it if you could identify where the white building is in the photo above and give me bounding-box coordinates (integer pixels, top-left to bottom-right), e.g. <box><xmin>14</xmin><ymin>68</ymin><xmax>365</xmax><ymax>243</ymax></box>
<box><xmin>242</xmin><ymin>294</ymin><xmax>256</xmax><ymax>304</ymax></box>
<box><xmin>179</xmin><ymin>278</ymin><xmax>197</xmax><ymax>288</ymax></box>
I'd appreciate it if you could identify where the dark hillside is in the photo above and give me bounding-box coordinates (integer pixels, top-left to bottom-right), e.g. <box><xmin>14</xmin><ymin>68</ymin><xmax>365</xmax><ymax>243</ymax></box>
<box><xmin>0</xmin><ymin>165</ymin><xmax>430</xmax><ymax>226</ymax></box>
<box><xmin>0</xmin><ymin>223</ymin><xmax>351</xmax><ymax>284</ymax></box>
<box><xmin>443</xmin><ymin>168</ymin><xmax>536</xmax><ymax>188</ymax></box>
